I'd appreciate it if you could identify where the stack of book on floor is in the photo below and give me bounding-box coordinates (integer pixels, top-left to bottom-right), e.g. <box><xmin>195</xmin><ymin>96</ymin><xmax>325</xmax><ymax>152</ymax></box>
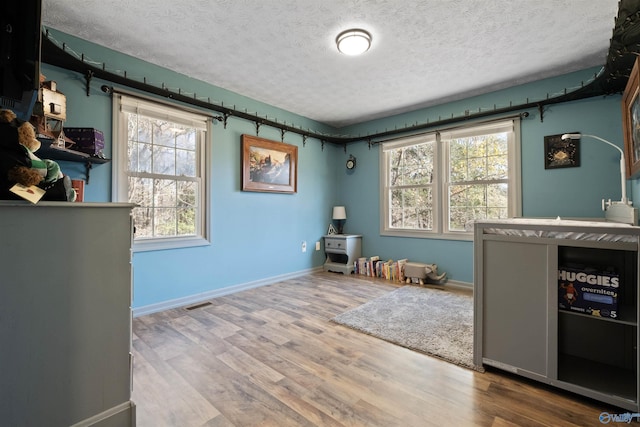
<box><xmin>355</xmin><ymin>256</ymin><xmax>407</xmax><ymax>282</ymax></box>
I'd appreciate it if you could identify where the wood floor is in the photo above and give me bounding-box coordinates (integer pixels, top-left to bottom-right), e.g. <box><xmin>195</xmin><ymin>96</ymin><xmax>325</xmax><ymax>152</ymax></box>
<box><xmin>132</xmin><ymin>272</ymin><xmax>622</xmax><ymax>427</ymax></box>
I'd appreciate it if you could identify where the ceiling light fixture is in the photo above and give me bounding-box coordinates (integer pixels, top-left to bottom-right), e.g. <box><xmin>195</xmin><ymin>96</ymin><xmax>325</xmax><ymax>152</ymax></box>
<box><xmin>336</xmin><ymin>29</ymin><xmax>371</xmax><ymax>56</ymax></box>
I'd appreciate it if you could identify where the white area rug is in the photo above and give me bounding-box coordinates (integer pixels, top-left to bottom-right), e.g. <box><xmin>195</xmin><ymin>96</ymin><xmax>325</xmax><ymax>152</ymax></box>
<box><xmin>332</xmin><ymin>285</ymin><xmax>476</xmax><ymax>370</ymax></box>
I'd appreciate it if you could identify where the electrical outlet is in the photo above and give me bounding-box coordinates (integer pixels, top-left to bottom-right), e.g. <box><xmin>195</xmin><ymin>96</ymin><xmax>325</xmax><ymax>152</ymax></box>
<box><xmin>315</xmin><ymin>241</ymin><xmax>320</xmax><ymax>251</ymax></box>
<box><xmin>301</xmin><ymin>241</ymin><xmax>307</xmax><ymax>252</ymax></box>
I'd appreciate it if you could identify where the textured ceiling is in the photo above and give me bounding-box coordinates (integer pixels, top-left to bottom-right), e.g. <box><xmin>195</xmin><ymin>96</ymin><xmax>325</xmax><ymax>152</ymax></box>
<box><xmin>41</xmin><ymin>0</ymin><xmax>620</xmax><ymax>128</ymax></box>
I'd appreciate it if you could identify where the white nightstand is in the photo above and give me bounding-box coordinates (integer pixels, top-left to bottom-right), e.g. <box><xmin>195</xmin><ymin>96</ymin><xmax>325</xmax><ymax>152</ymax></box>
<box><xmin>323</xmin><ymin>234</ymin><xmax>362</xmax><ymax>274</ymax></box>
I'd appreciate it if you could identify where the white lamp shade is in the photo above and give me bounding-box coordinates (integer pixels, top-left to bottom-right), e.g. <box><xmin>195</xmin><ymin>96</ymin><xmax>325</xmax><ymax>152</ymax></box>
<box><xmin>332</xmin><ymin>206</ymin><xmax>347</xmax><ymax>220</ymax></box>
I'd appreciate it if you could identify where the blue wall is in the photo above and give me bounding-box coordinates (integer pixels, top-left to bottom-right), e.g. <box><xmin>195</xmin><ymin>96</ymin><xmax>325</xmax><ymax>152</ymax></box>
<box><xmin>43</xmin><ymin>29</ymin><xmax>630</xmax><ymax>310</ymax></box>
<box><xmin>43</xmin><ymin>29</ymin><xmax>342</xmax><ymax>310</ymax></box>
<box><xmin>333</xmin><ymin>68</ymin><xmax>626</xmax><ymax>285</ymax></box>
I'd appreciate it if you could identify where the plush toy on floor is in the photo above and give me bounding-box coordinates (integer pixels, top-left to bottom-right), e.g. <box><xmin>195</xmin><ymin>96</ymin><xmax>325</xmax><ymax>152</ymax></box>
<box><xmin>0</xmin><ymin>109</ymin><xmax>76</xmax><ymax>201</ymax></box>
<box><xmin>404</xmin><ymin>262</ymin><xmax>447</xmax><ymax>285</ymax></box>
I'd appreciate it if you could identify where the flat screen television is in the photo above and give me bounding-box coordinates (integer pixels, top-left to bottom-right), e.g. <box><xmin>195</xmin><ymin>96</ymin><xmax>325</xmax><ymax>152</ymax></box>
<box><xmin>0</xmin><ymin>0</ymin><xmax>41</xmax><ymax>121</ymax></box>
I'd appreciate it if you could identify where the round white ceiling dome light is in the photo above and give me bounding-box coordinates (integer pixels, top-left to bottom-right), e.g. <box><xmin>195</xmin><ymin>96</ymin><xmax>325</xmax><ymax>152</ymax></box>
<box><xmin>336</xmin><ymin>29</ymin><xmax>372</xmax><ymax>56</ymax></box>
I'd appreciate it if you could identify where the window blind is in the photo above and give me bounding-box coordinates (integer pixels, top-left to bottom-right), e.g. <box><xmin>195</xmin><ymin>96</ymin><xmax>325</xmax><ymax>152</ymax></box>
<box><xmin>439</xmin><ymin>119</ymin><xmax>515</xmax><ymax>140</ymax></box>
<box><xmin>117</xmin><ymin>94</ymin><xmax>209</xmax><ymax>130</ymax></box>
<box><xmin>382</xmin><ymin>133</ymin><xmax>437</xmax><ymax>151</ymax></box>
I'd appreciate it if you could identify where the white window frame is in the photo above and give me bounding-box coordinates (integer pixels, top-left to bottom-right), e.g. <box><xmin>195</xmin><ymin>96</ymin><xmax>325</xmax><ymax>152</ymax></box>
<box><xmin>380</xmin><ymin>133</ymin><xmax>439</xmax><ymax>237</ymax></box>
<box><xmin>112</xmin><ymin>92</ymin><xmax>211</xmax><ymax>252</ymax></box>
<box><xmin>380</xmin><ymin>118</ymin><xmax>521</xmax><ymax>240</ymax></box>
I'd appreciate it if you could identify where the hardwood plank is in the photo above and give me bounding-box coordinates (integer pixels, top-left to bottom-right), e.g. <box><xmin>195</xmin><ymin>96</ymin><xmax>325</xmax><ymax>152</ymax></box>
<box><xmin>132</xmin><ymin>271</ymin><xmax>623</xmax><ymax>426</ymax></box>
<box><xmin>167</xmin><ymin>350</ymin><xmax>316</xmax><ymax>427</ymax></box>
<box><xmin>132</xmin><ymin>333</ymin><xmax>223</xmax><ymax>426</ymax></box>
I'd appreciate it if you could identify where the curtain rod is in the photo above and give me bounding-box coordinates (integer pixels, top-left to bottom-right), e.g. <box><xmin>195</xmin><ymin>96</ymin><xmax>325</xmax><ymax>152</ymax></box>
<box><xmin>369</xmin><ymin>112</ymin><xmax>529</xmax><ymax>146</ymax></box>
<box><xmin>103</xmin><ymin>84</ymin><xmax>223</xmax><ymax>122</ymax></box>
<box><xmin>41</xmin><ymin>31</ymin><xmax>615</xmax><ymax>147</ymax></box>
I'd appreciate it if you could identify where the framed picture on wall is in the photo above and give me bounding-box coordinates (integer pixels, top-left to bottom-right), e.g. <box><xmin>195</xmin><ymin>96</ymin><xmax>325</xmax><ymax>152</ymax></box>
<box><xmin>544</xmin><ymin>133</ymin><xmax>580</xmax><ymax>169</ymax></box>
<box><xmin>622</xmin><ymin>56</ymin><xmax>640</xmax><ymax>178</ymax></box>
<box><xmin>241</xmin><ymin>134</ymin><xmax>298</xmax><ymax>193</ymax></box>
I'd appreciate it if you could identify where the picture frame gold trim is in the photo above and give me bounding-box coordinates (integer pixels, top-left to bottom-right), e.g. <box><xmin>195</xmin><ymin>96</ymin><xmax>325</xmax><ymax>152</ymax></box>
<box><xmin>622</xmin><ymin>56</ymin><xmax>640</xmax><ymax>178</ymax></box>
<box><xmin>241</xmin><ymin>134</ymin><xmax>298</xmax><ymax>193</ymax></box>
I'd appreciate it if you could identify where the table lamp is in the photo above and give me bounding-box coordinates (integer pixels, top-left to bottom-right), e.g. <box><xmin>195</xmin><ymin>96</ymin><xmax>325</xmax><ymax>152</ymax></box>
<box><xmin>332</xmin><ymin>206</ymin><xmax>347</xmax><ymax>234</ymax></box>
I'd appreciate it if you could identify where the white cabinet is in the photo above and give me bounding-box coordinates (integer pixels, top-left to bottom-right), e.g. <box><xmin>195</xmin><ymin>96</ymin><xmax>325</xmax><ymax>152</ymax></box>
<box><xmin>0</xmin><ymin>202</ymin><xmax>136</xmax><ymax>427</ymax></box>
<box><xmin>474</xmin><ymin>219</ymin><xmax>639</xmax><ymax>411</ymax></box>
<box><xmin>323</xmin><ymin>234</ymin><xmax>362</xmax><ymax>274</ymax></box>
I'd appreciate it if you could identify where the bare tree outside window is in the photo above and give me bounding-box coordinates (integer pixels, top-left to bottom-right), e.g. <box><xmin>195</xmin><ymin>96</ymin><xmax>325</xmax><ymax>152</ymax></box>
<box><xmin>114</xmin><ymin>93</ymin><xmax>209</xmax><ymax>250</ymax></box>
<box><xmin>127</xmin><ymin>114</ymin><xmax>199</xmax><ymax>239</ymax></box>
<box><xmin>447</xmin><ymin>133</ymin><xmax>509</xmax><ymax>231</ymax></box>
<box><xmin>381</xmin><ymin>119</ymin><xmax>519</xmax><ymax>237</ymax></box>
<box><xmin>388</xmin><ymin>142</ymin><xmax>434</xmax><ymax>230</ymax></box>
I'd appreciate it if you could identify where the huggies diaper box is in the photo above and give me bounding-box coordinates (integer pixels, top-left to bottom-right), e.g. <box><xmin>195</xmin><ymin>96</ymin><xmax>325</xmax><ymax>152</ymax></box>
<box><xmin>558</xmin><ymin>266</ymin><xmax>619</xmax><ymax>319</ymax></box>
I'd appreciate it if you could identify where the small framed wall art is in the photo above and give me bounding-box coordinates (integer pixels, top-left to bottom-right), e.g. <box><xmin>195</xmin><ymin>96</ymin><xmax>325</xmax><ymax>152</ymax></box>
<box><xmin>544</xmin><ymin>133</ymin><xmax>580</xmax><ymax>169</ymax></box>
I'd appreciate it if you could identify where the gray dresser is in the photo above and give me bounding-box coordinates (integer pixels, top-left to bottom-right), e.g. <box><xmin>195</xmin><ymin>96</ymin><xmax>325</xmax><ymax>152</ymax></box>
<box><xmin>474</xmin><ymin>218</ymin><xmax>640</xmax><ymax>411</ymax></box>
<box><xmin>0</xmin><ymin>202</ymin><xmax>136</xmax><ymax>426</ymax></box>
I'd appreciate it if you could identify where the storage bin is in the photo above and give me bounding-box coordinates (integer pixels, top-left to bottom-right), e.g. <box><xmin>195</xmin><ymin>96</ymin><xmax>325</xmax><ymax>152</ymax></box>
<box><xmin>64</xmin><ymin>127</ymin><xmax>105</xmax><ymax>155</ymax></box>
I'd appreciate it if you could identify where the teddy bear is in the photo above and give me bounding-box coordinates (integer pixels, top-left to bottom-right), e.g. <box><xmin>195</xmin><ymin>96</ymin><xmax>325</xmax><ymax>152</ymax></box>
<box><xmin>0</xmin><ymin>109</ymin><xmax>76</xmax><ymax>201</ymax></box>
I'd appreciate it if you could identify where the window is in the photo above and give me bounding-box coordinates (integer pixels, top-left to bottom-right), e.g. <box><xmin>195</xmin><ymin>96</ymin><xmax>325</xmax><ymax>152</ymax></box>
<box><xmin>113</xmin><ymin>94</ymin><xmax>210</xmax><ymax>251</ymax></box>
<box><xmin>382</xmin><ymin>134</ymin><xmax>437</xmax><ymax>232</ymax></box>
<box><xmin>381</xmin><ymin>119</ymin><xmax>520</xmax><ymax>239</ymax></box>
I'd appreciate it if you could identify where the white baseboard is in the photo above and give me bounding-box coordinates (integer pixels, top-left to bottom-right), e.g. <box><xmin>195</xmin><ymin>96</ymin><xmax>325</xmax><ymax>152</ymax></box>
<box><xmin>133</xmin><ymin>266</ymin><xmax>323</xmax><ymax>317</ymax></box>
<box><xmin>441</xmin><ymin>279</ymin><xmax>473</xmax><ymax>291</ymax></box>
<box><xmin>69</xmin><ymin>401</ymin><xmax>135</xmax><ymax>427</ymax></box>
